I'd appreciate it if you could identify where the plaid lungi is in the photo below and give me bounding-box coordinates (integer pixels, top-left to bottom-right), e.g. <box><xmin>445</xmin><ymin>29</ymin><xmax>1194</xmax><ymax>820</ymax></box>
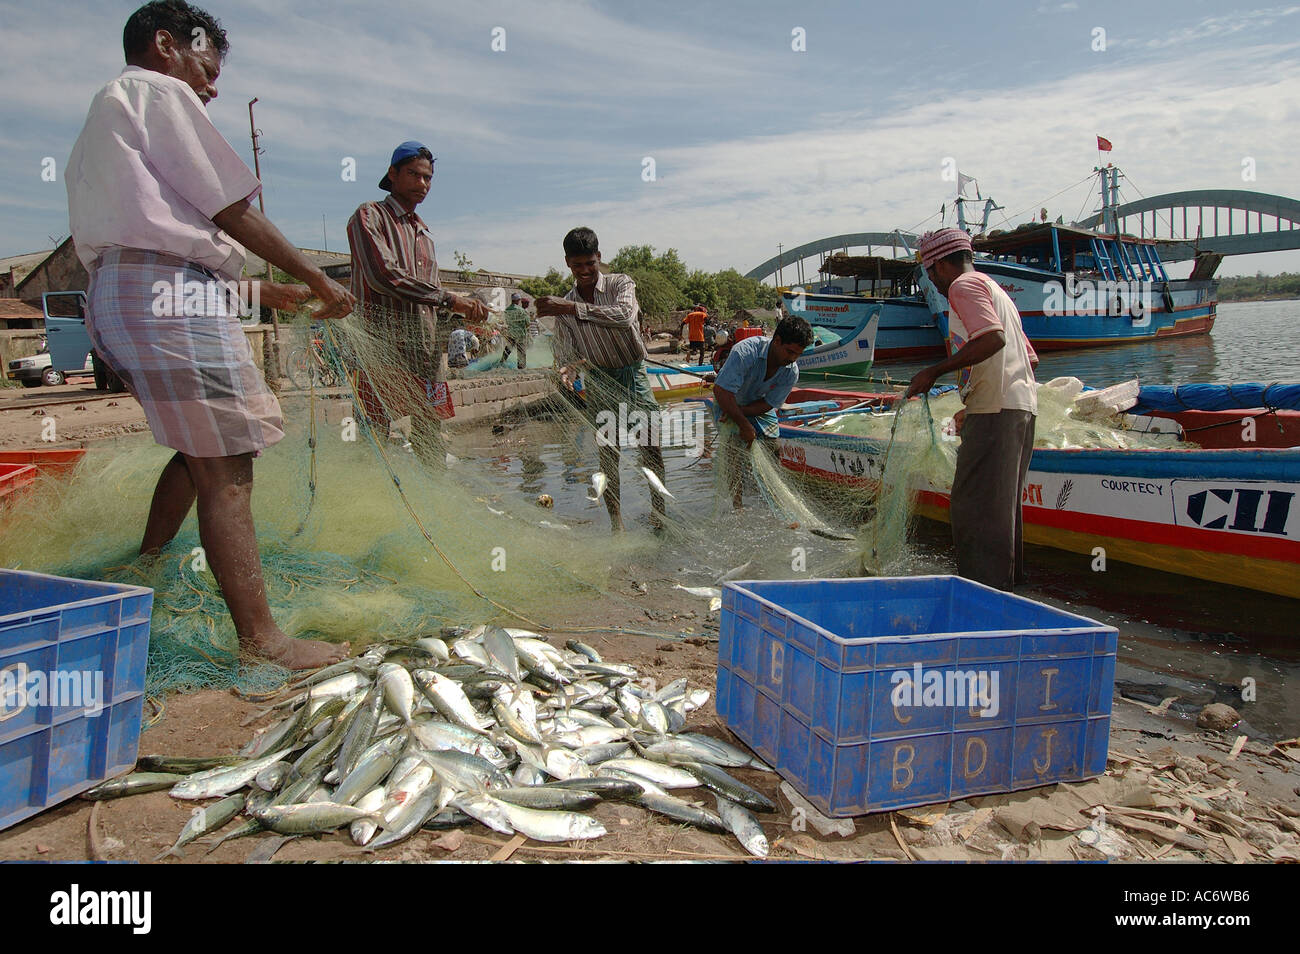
<box><xmin>86</xmin><ymin>248</ymin><xmax>284</xmax><ymax>458</ymax></box>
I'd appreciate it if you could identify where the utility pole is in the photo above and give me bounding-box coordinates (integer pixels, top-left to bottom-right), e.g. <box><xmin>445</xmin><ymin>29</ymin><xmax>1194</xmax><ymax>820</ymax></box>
<box><xmin>777</xmin><ymin>243</ymin><xmax>784</xmax><ymax>287</ymax></box>
<box><xmin>248</xmin><ymin>98</ymin><xmax>282</xmax><ymax>390</ymax></box>
<box><xmin>322</xmin><ymin>215</ymin><xmax>328</xmax><ymax>252</ymax></box>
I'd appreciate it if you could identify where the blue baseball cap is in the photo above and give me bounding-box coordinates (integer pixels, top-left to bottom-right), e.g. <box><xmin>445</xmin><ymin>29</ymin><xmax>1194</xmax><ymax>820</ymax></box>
<box><xmin>379</xmin><ymin>140</ymin><xmax>432</xmax><ymax>190</ymax></box>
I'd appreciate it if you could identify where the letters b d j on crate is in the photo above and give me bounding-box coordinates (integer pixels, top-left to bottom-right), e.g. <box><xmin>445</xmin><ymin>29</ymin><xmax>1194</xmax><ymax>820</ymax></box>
<box><xmin>716</xmin><ymin>575</ymin><xmax>1117</xmax><ymax>817</ymax></box>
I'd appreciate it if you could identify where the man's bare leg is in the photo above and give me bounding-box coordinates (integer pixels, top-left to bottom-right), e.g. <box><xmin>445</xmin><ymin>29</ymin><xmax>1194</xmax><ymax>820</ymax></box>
<box><xmin>140</xmin><ymin>452</ymin><xmax>196</xmax><ymax>555</ymax></box>
<box><xmin>184</xmin><ymin>452</ymin><xmax>348</xmax><ymax>669</ymax></box>
<box><xmin>599</xmin><ymin>442</ymin><xmax>624</xmax><ymax>532</ymax></box>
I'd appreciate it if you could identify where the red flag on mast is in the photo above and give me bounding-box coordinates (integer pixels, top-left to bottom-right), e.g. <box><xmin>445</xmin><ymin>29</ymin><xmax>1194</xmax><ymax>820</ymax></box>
<box><xmin>1097</xmin><ymin>136</ymin><xmax>1113</xmax><ymax>152</ymax></box>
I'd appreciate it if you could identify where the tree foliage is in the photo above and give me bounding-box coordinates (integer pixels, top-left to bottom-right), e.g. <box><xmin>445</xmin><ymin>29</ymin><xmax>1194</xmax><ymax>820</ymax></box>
<box><xmin>522</xmin><ymin>246</ymin><xmax>781</xmax><ymax>320</ymax></box>
<box><xmin>625</xmin><ymin>268</ymin><xmax>682</xmax><ymax>318</ymax></box>
<box><xmin>519</xmin><ymin>267</ymin><xmax>571</xmax><ymax>299</ymax></box>
<box><xmin>1215</xmin><ymin>272</ymin><xmax>1300</xmax><ymax>301</ymax></box>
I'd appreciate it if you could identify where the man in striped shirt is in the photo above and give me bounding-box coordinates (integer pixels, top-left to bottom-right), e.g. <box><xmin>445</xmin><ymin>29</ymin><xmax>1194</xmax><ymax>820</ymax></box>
<box><xmin>536</xmin><ymin>227</ymin><xmax>667</xmax><ymax>532</ymax></box>
<box><xmin>346</xmin><ymin>141</ymin><xmax>486</xmax><ymax>458</ymax></box>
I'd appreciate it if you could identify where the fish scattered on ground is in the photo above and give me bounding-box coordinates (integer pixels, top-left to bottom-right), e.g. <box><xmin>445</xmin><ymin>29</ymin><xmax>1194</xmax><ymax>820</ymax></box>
<box><xmin>127</xmin><ymin>629</ymin><xmax>776</xmax><ymax>857</ymax></box>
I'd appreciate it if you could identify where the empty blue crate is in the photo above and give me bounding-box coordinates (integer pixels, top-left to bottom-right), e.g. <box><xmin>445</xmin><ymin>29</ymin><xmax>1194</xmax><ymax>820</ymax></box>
<box><xmin>0</xmin><ymin>568</ymin><xmax>153</xmax><ymax>831</ymax></box>
<box><xmin>717</xmin><ymin>575</ymin><xmax>1116</xmax><ymax>817</ymax></box>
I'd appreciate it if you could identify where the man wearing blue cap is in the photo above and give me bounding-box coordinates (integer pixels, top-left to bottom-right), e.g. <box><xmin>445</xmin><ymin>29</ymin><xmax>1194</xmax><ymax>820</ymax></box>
<box><xmin>346</xmin><ymin>141</ymin><xmax>486</xmax><ymax>459</ymax></box>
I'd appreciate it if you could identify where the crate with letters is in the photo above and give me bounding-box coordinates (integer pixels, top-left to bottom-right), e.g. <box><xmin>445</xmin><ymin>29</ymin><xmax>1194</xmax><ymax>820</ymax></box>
<box><xmin>716</xmin><ymin>575</ymin><xmax>1116</xmax><ymax>817</ymax></box>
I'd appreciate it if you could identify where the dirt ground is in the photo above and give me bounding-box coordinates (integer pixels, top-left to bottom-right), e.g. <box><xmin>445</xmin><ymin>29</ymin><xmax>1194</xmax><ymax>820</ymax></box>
<box><xmin>1</xmin><ymin>389</ymin><xmax>1297</xmax><ymax>863</ymax></box>
<box><xmin>0</xmin><ymin>381</ymin><xmax>150</xmax><ymax>448</ymax></box>
<box><xmin>0</xmin><ymin>573</ymin><xmax>1295</xmax><ymax>864</ymax></box>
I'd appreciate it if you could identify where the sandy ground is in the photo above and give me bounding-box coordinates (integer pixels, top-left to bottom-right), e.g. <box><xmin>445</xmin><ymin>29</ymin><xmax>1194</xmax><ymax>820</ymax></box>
<box><xmin>1</xmin><ymin>388</ymin><xmax>1296</xmax><ymax>863</ymax></box>
<box><xmin>0</xmin><ymin>381</ymin><xmax>150</xmax><ymax>447</ymax></box>
<box><xmin>0</xmin><ymin>575</ymin><xmax>1295</xmax><ymax>865</ymax></box>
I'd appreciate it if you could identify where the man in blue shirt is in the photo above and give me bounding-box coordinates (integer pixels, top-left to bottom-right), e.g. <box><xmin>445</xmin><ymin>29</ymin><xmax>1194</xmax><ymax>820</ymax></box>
<box><xmin>713</xmin><ymin>315</ymin><xmax>812</xmax><ymax>507</ymax></box>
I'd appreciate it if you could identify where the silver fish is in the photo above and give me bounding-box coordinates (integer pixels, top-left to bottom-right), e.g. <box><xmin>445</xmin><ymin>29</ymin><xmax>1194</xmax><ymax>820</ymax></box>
<box><xmin>486</xmin><ymin>797</ymin><xmax>606</xmax><ymax>842</ymax></box>
<box><xmin>637</xmin><ymin>791</ymin><xmax>729</xmax><ymax>834</ymax></box>
<box><xmin>350</xmin><ymin>787</ymin><xmax>387</xmax><ymax>846</ymax></box>
<box><xmin>169</xmin><ymin>748</ymin><xmax>293</xmax><ymax>800</ymax></box>
<box><xmin>600</xmin><ymin>757</ymin><xmax>699</xmax><ymax>790</ymax></box>
<box><xmin>154</xmin><ymin>793</ymin><xmax>244</xmax><ymax>860</ymax></box>
<box><xmin>715</xmin><ymin>795</ymin><xmax>769</xmax><ymax>858</ymax></box>
<box><xmin>251</xmin><ymin>801</ymin><xmax>378</xmax><ymax>835</ymax></box>
<box><xmin>451</xmin><ymin>793</ymin><xmax>514</xmax><ymax>835</ymax></box>
<box><xmin>370</xmin><ymin>783</ymin><xmax>448</xmax><ymax>850</ymax></box>
<box><xmin>413</xmin><ymin>670</ymin><xmax>489</xmax><ymax>733</ymax></box>
<box><xmin>377</xmin><ymin>663</ymin><xmax>416</xmax><ymax>724</ymax></box>
<box><xmin>483</xmin><ymin>627</ymin><xmax>522</xmax><ymax>683</ymax></box>
<box><xmin>640</xmin><ymin>466</ymin><xmax>674</xmax><ymax>500</ymax></box>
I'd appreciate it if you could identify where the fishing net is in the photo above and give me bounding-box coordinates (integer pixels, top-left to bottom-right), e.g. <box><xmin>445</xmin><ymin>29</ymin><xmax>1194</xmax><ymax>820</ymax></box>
<box><xmin>0</xmin><ymin>288</ymin><xmax>1198</xmax><ymax>705</ymax></box>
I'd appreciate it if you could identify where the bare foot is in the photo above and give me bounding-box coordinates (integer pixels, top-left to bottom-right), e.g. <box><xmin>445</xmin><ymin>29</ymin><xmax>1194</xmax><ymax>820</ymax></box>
<box><xmin>245</xmin><ymin>629</ymin><xmax>349</xmax><ymax>671</ymax></box>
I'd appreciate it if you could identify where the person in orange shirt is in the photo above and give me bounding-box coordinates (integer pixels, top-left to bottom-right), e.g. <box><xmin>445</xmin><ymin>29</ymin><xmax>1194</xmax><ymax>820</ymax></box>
<box><xmin>681</xmin><ymin>303</ymin><xmax>708</xmax><ymax>364</ymax></box>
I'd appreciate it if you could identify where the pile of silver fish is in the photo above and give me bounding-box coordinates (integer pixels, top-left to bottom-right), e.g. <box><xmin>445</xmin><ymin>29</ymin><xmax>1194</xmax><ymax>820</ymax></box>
<box><xmin>92</xmin><ymin>626</ymin><xmax>777</xmax><ymax>859</ymax></box>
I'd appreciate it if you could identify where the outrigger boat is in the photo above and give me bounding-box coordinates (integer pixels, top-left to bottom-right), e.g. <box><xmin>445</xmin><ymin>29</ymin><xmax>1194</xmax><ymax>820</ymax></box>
<box><xmin>708</xmin><ymin>385</ymin><xmax>1300</xmax><ymax>599</ymax></box>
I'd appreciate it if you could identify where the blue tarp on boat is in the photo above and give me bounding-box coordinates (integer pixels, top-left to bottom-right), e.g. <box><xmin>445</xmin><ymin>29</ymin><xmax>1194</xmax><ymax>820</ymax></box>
<box><xmin>1132</xmin><ymin>383</ymin><xmax>1300</xmax><ymax>414</ymax></box>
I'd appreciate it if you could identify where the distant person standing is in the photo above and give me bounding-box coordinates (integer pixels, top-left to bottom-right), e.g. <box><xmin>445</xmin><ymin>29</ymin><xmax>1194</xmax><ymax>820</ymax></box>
<box><xmin>905</xmin><ymin>228</ymin><xmax>1039</xmax><ymax>591</ymax></box>
<box><xmin>535</xmin><ymin>227</ymin><xmax>667</xmax><ymax>532</ymax></box>
<box><xmin>65</xmin><ymin>0</ymin><xmax>355</xmax><ymax>670</ymax></box>
<box><xmin>681</xmin><ymin>303</ymin><xmax>708</xmax><ymax>365</ymax></box>
<box><xmin>346</xmin><ymin>140</ymin><xmax>487</xmax><ymax>460</ymax></box>
<box><xmin>500</xmin><ymin>292</ymin><xmax>530</xmax><ymax>369</ymax></box>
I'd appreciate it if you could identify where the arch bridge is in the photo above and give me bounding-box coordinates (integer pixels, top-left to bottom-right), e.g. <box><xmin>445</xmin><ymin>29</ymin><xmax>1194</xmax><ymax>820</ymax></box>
<box><xmin>746</xmin><ymin>190</ymin><xmax>1300</xmax><ymax>281</ymax></box>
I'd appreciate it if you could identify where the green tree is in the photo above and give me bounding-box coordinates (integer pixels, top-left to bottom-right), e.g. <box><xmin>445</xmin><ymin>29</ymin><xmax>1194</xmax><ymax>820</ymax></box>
<box><xmin>625</xmin><ymin>268</ymin><xmax>682</xmax><ymax>319</ymax></box>
<box><xmin>519</xmin><ymin>267</ymin><xmax>571</xmax><ymax>299</ymax></box>
<box><xmin>681</xmin><ymin>270</ymin><xmax>721</xmax><ymax>313</ymax></box>
<box><xmin>609</xmin><ymin>245</ymin><xmax>688</xmax><ymax>289</ymax></box>
<box><xmin>712</xmin><ymin>268</ymin><xmax>758</xmax><ymax>313</ymax></box>
<box><xmin>753</xmin><ymin>281</ymin><xmax>780</xmax><ymax>309</ymax></box>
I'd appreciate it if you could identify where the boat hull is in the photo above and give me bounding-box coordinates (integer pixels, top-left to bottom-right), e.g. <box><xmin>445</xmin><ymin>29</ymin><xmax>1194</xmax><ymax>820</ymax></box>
<box><xmin>784</xmin><ymin>262</ymin><xmax>1218</xmax><ymax>356</ymax></box>
<box><xmin>774</xmin><ymin>425</ymin><xmax>1300</xmax><ymax>599</ymax></box>
<box><xmin>783</xmin><ymin>293</ymin><xmax>943</xmax><ymax>362</ymax></box>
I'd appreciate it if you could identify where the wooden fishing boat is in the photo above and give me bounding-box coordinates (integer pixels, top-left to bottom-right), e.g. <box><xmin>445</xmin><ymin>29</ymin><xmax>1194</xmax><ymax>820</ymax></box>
<box><xmin>715</xmin><ymin>388</ymin><xmax>1300</xmax><ymax>599</ymax></box>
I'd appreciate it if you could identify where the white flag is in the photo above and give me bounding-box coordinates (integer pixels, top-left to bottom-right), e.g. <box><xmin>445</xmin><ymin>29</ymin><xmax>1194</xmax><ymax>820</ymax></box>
<box><xmin>957</xmin><ymin>172</ymin><xmax>978</xmax><ymax>198</ymax></box>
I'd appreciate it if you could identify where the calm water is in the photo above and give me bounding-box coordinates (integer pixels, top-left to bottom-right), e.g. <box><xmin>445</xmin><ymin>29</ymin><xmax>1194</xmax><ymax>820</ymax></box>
<box><xmin>861</xmin><ymin>298</ymin><xmax>1300</xmax><ymax>387</ymax></box>
<box><xmin>461</xmin><ymin>299</ymin><xmax>1300</xmax><ymax>737</ymax></box>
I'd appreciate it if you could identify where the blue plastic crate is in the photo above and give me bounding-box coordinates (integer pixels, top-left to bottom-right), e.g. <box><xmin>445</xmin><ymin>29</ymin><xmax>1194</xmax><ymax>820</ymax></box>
<box><xmin>717</xmin><ymin>575</ymin><xmax>1116</xmax><ymax>817</ymax></box>
<box><xmin>0</xmin><ymin>569</ymin><xmax>153</xmax><ymax>831</ymax></box>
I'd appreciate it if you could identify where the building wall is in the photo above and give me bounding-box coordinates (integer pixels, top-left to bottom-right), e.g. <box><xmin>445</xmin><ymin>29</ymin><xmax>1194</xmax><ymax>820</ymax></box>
<box><xmin>15</xmin><ymin>239</ymin><xmax>89</xmax><ymax>307</ymax></box>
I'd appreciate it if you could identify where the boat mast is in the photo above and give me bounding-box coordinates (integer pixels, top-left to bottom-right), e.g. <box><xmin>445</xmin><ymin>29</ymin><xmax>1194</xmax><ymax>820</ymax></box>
<box><xmin>1098</xmin><ymin>164</ymin><xmax>1122</xmax><ymax>234</ymax></box>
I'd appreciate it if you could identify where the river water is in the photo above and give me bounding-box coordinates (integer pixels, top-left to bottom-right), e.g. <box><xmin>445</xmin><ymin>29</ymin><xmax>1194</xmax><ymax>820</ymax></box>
<box><xmin>465</xmin><ymin>299</ymin><xmax>1300</xmax><ymax>738</ymax></box>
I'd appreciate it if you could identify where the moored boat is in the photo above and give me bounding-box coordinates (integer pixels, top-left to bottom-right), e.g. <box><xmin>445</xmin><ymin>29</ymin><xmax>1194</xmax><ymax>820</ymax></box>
<box><xmin>710</xmin><ymin>387</ymin><xmax>1300</xmax><ymax>599</ymax></box>
<box><xmin>780</xmin><ymin>165</ymin><xmax>1220</xmax><ymax>361</ymax></box>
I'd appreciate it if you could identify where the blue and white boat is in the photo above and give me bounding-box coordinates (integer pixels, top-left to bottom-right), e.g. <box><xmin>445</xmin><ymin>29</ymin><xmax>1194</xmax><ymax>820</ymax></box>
<box><xmin>781</xmin><ymin>166</ymin><xmax>1220</xmax><ymax>362</ymax></box>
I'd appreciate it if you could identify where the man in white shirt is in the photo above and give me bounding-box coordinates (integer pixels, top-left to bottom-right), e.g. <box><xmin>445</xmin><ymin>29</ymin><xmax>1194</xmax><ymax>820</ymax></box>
<box><xmin>905</xmin><ymin>228</ymin><xmax>1039</xmax><ymax>590</ymax></box>
<box><xmin>66</xmin><ymin>1</ymin><xmax>354</xmax><ymax>670</ymax></box>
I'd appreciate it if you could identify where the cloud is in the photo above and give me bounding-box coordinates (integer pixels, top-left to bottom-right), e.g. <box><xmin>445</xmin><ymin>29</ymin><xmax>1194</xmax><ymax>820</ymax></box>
<box><xmin>429</xmin><ymin>41</ymin><xmax>1300</xmax><ymax>275</ymax></box>
<box><xmin>1124</xmin><ymin>5</ymin><xmax>1300</xmax><ymax>50</ymax></box>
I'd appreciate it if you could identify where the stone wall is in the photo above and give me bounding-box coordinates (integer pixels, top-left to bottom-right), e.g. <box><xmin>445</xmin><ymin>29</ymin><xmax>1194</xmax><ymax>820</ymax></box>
<box><xmin>447</xmin><ymin>371</ymin><xmax>555</xmax><ymax>425</ymax></box>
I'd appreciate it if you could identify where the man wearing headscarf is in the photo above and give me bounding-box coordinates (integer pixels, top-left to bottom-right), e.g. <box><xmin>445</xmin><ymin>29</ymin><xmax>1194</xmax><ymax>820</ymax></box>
<box><xmin>905</xmin><ymin>228</ymin><xmax>1039</xmax><ymax>590</ymax></box>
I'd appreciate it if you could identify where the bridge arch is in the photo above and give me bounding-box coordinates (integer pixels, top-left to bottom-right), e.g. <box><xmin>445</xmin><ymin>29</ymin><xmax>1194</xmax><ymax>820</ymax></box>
<box><xmin>1073</xmin><ymin>189</ymin><xmax>1300</xmax><ymax>261</ymax></box>
<box><xmin>743</xmin><ymin>231</ymin><xmax>919</xmax><ymax>283</ymax></box>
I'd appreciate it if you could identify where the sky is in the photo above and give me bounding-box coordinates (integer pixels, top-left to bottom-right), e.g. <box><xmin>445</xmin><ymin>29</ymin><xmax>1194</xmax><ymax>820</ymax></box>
<box><xmin>1</xmin><ymin>0</ymin><xmax>1298</xmax><ymax>279</ymax></box>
